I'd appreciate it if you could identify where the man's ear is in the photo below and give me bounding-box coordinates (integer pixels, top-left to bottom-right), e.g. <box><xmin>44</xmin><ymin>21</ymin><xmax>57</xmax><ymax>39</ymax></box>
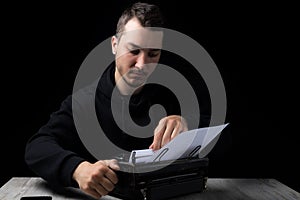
<box><xmin>111</xmin><ymin>36</ymin><xmax>118</xmax><ymax>55</ymax></box>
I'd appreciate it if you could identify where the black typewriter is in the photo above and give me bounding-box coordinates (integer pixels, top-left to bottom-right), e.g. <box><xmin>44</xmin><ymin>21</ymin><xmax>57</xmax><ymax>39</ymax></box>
<box><xmin>109</xmin><ymin>153</ymin><xmax>209</xmax><ymax>200</ymax></box>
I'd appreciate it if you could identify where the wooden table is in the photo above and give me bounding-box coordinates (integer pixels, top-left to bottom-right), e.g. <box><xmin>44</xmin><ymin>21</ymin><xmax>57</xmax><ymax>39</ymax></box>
<box><xmin>0</xmin><ymin>177</ymin><xmax>299</xmax><ymax>200</ymax></box>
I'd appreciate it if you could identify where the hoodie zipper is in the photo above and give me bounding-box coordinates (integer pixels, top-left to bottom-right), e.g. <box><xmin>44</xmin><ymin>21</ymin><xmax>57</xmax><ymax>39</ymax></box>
<box><xmin>121</xmin><ymin>96</ymin><xmax>125</xmax><ymax>134</ymax></box>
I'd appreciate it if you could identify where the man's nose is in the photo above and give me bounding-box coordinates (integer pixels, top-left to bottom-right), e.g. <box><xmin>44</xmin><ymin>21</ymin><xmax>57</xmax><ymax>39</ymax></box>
<box><xmin>135</xmin><ymin>51</ymin><xmax>148</xmax><ymax>69</ymax></box>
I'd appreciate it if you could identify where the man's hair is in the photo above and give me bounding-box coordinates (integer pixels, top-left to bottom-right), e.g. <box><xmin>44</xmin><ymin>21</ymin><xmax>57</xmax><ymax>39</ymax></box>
<box><xmin>116</xmin><ymin>2</ymin><xmax>164</xmax><ymax>34</ymax></box>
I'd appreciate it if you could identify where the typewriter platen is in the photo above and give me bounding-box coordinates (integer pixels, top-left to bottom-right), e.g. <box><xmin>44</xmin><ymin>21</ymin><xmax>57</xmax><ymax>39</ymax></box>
<box><xmin>109</xmin><ymin>153</ymin><xmax>209</xmax><ymax>200</ymax></box>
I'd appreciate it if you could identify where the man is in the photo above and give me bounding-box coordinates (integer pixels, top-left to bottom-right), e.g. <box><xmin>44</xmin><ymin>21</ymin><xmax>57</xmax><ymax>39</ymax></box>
<box><xmin>25</xmin><ymin>2</ymin><xmax>189</xmax><ymax>199</ymax></box>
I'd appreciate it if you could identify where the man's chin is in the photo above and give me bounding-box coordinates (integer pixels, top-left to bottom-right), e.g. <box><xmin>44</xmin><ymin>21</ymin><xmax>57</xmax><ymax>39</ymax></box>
<box><xmin>127</xmin><ymin>79</ymin><xmax>146</xmax><ymax>88</ymax></box>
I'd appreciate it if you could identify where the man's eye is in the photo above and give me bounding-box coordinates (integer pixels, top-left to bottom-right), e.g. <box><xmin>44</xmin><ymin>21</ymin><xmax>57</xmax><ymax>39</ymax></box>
<box><xmin>149</xmin><ymin>52</ymin><xmax>159</xmax><ymax>58</ymax></box>
<box><xmin>130</xmin><ymin>49</ymin><xmax>140</xmax><ymax>55</ymax></box>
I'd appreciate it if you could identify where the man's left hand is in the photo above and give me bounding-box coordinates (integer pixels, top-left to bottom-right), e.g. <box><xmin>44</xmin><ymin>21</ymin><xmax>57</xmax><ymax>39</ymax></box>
<box><xmin>149</xmin><ymin>115</ymin><xmax>188</xmax><ymax>150</ymax></box>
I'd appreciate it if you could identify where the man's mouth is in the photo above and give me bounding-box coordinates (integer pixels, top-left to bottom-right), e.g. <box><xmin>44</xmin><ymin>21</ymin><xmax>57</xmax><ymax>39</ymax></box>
<box><xmin>129</xmin><ymin>73</ymin><xmax>145</xmax><ymax>80</ymax></box>
<box><xmin>128</xmin><ymin>70</ymin><xmax>146</xmax><ymax>79</ymax></box>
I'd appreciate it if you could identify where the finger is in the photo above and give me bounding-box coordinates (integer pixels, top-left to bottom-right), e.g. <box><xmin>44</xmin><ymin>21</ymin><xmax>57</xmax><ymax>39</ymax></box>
<box><xmin>152</xmin><ymin>125</ymin><xmax>165</xmax><ymax>150</ymax></box>
<box><xmin>180</xmin><ymin>117</ymin><xmax>188</xmax><ymax>132</ymax></box>
<box><xmin>100</xmin><ymin>160</ymin><xmax>118</xmax><ymax>184</ymax></box>
<box><xmin>161</xmin><ymin>121</ymin><xmax>175</xmax><ymax>147</ymax></box>
<box><xmin>92</xmin><ymin>181</ymin><xmax>109</xmax><ymax>196</ymax></box>
<box><xmin>103</xmin><ymin>159</ymin><xmax>120</xmax><ymax>171</ymax></box>
<box><xmin>170</xmin><ymin>124</ymin><xmax>180</xmax><ymax>140</ymax></box>
<box><xmin>108</xmin><ymin>159</ymin><xmax>120</xmax><ymax>171</ymax></box>
<box><xmin>98</xmin><ymin>176</ymin><xmax>115</xmax><ymax>192</ymax></box>
<box><xmin>104</xmin><ymin>168</ymin><xmax>119</xmax><ymax>185</ymax></box>
<box><xmin>85</xmin><ymin>188</ymin><xmax>102</xmax><ymax>199</ymax></box>
<box><xmin>155</xmin><ymin>117</ymin><xmax>166</xmax><ymax>132</ymax></box>
<box><xmin>169</xmin><ymin>118</ymin><xmax>187</xmax><ymax>140</ymax></box>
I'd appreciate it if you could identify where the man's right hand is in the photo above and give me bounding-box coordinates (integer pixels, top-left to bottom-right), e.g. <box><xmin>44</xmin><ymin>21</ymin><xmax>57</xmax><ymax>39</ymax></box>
<box><xmin>72</xmin><ymin>159</ymin><xmax>120</xmax><ymax>199</ymax></box>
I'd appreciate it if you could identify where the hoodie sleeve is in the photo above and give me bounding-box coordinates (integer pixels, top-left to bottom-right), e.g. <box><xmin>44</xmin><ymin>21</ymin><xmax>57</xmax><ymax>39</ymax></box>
<box><xmin>24</xmin><ymin>95</ymin><xmax>94</xmax><ymax>187</ymax></box>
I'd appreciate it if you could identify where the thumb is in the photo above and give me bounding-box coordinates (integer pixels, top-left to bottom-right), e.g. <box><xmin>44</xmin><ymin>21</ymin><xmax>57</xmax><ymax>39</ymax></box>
<box><xmin>105</xmin><ymin>159</ymin><xmax>120</xmax><ymax>171</ymax></box>
<box><xmin>149</xmin><ymin>143</ymin><xmax>154</xmax><ymax>149</ymax></box>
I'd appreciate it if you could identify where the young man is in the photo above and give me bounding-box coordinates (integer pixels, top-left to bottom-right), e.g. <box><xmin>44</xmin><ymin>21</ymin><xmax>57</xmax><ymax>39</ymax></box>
<box><xmin>25</xmin><ymin>2</ymin><xmax>188</xmax><ymax>199</ymax></box>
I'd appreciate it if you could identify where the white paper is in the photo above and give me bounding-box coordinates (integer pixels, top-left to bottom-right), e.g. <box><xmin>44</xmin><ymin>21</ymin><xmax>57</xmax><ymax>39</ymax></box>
<box><xmin>129</xmin><ymin>149</ymin><xmax>155</xmax><ymax>163</ymax></box>
<box><xmin>129</xmin><ymin>123</ymin><xmax>229</xmax><ymax>163</ymax></box>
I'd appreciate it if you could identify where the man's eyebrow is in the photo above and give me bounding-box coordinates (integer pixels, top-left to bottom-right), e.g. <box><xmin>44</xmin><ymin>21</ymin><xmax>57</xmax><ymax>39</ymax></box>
<box><xmin>127</xmin><ymin>42</ymin><xmax>141</xmax><ymax>49</ymax></box>
<box><xmin>127</xmin><ymin>42</ymin><xmax>161</xmax><ymax>51</ymax></box>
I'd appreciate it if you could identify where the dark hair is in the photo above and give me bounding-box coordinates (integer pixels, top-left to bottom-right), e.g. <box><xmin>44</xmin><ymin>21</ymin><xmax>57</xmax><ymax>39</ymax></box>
<box><xmin>116</xmin><ymin>2</ymin><xmax>164</xmax><ymax>34</ymax></box>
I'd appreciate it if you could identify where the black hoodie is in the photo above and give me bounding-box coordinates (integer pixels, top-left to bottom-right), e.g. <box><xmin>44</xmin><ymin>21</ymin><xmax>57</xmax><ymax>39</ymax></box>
<box><xmin>24</xmin><ymin>62</ymin><xmax>181</xmax><ymax>188</ymax></box>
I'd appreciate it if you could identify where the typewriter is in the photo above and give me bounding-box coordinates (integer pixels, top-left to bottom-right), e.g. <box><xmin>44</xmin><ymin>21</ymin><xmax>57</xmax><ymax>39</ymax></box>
<box><xmin>109</xmin><ymin>153</ymin><xmax>209</xmax><ymax>200</ymax></box>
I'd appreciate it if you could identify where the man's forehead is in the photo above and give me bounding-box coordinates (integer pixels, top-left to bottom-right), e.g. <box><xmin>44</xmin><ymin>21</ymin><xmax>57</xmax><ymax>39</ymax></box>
<box><xmin>119</xmin><ymin>28</ymin><xmax>163</xmax><ymax>49</ymax></box>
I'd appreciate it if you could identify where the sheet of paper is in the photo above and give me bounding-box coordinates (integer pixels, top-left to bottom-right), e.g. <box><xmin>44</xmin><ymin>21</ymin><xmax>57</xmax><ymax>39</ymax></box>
<box><xmin>129</xmin><ymin>123</ymin><xmax>229</xmax><ymax>163</ymax></box>
<box><xmin>129</xmin><ymin>149</ymin><xmax>154</xmax><ymax>163</ymax></box>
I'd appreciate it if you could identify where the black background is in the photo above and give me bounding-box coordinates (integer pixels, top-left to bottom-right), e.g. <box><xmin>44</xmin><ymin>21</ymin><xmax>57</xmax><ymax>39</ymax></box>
<box><xmin>2</xmin><ymin>0</ymin><xmax>299</xmax><ymax>192</ymax></box>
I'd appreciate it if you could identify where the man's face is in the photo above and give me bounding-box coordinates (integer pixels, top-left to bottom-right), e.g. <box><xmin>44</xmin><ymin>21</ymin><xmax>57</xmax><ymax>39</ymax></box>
<box><xmin>112</xmin><ymin>17</ymin><xmax>163</xmax><ymax>88</ymax></box>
